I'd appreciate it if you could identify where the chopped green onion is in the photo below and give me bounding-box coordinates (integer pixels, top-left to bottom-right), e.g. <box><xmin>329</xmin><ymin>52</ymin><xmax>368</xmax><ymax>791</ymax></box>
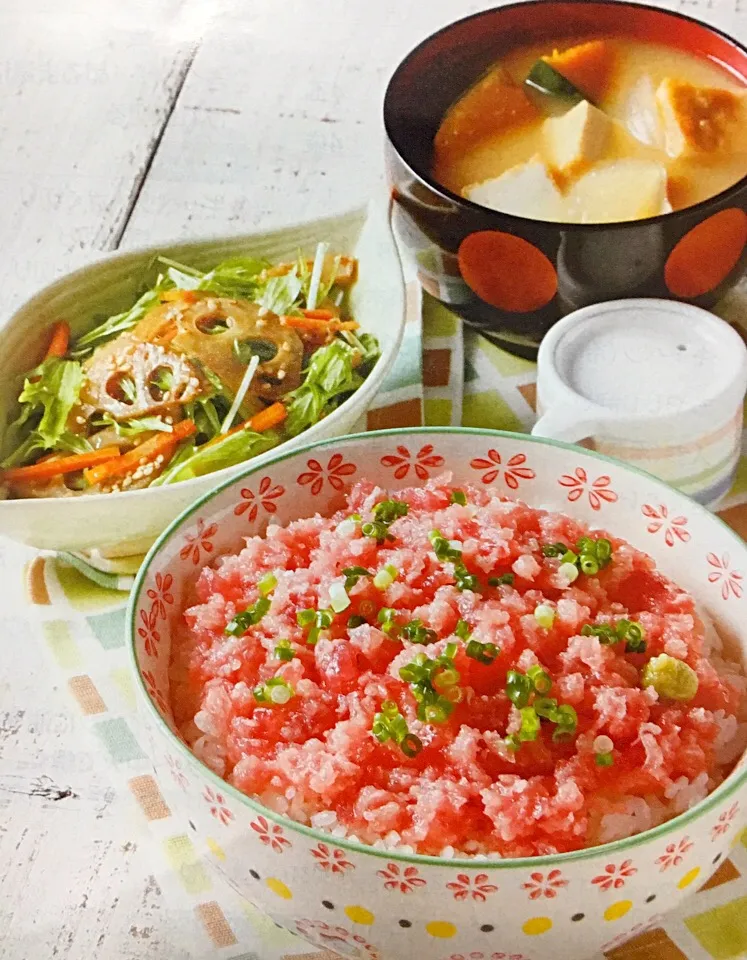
<box><xmin>454</xmin><ymin>561</ymin><xmax>479</xmax><ymax>592</ymax></box>
<box><xmin>450</xmin><ymin>489</ymin><xmax>468</xmax><ymax>506</ymax></box>
<box><xmin>373</xmin><ymin>499</ymin><xmax>409</xmax><ymax>525</ymax></box>
<box><xmin>433</xmin><ymin>667</ymin><xmax>460</xmax><ymax>690</ymax></box>
<box><xmin>542</xmin><ymin>542</ymin><xmax>568</xmax><ymax>557</ymax></box>
<box><xmin>428</xmin><ymin>529</ymin><xmax>462</xmax><ymax>562</ymax></box>
<box><xmin>518</xmin><ymin>706</ymin><xmax>540</xmax><ymax>742</ymax></box>
<box><xmin>362</xmin><ymin>520</ymin><xmax>392</xmax><ymax>543</ymax></box>
<box><xmin>552</xmin><ymin>704</ymin><xmax>578</xmax><ymax>741</ymax></box>
<box><xmin>372</xmin><ymin>700</ymin><xmax>422</xmax><ymax>757</ymax></box>
<box><xmin>377</xmin><ymin>607</ymin><xmax>399</xmax><ymax>635</ymax></box>
<box><xmin>400</xmin><ymin>619</ymin><xmax>437</xmax><ymax>644</ymax></box>
<box><xmin>504</xmin><ymin>733</ymin><xmax>521</xmax><ymax>752</ymax></box>
<box><xmin>596</xmin><ymin>538</ymin><xmax>612</xmax><ymax>564</ymax></box>
<box><xmin>506</xmin><ymin>670</ymin><xmax>532</xmax><ymax>708</ymax></box>
<box><xmin>527</xmin><ymin>665</ymin><xmax>552</xmax><ymax>694</ymax></box>
<box><xmin>225</xmin><ymin>596</ymin><xmax>271</xmax><ymax>636</ymax></box>
<box><xmin>488</xmin><ymin>573</ymin><xmax>514</xmax><ymax>587</ymax></box>
<box><xmin>533</xmin><ymin>696</ymin><xmax>559</xmax><ymax>719</ymax></box>
<box><xmin>558</xmin><ymin>561</ymin><xmax>580</xmax><ymax>584</ymax></box>
<box><xmin>465</xmin><ymin>639</ymin><xmax>499</xmax><ymax>665</ymax></box>
<box><xmin>297</xmin><ymin>608</ymin><xmax>333</xmax><ymax>645</ymax></box>
<box><xmin>274</xmin><ymin>639</ymin><xmax>295</xmax><ymax>662</ymax></box>
<box><xmin>595</xmin><ymin>751</ymin><xmax>614</xmax><ymax>767</ymax></box>
<box><xmin>534</xmin><ymin>603</ymin><xmax>556</xmax><ymax>630</ymax></box>
<box><xmin>258</xmin><ymin>572</ymin><xmax>278</xmax><ymax>596</ymax></box>
<box><xmin>296</xmin><ymin>608</ymin><xmax>316</xmax><ymax>627</ymax></box>
<box><xmin>373</xmin><ymin>563</ymin><xmax>398</xmax><ymax>590</ymax></box>
<box><xmin>342</xmin><ymin>566</ymin><xmax>372</xmax><ymax>591</ymax></box>
<box><xmin>253</xmin><ymin>676</ymin><xmax>294</xmax><ymax>705</ymax></box>
<box><xmin>580</xmin><ymin>556</ymin><xmax>599</xmax><ymax>576</ymax></box>
<box><xmin>424</xmin><ymin>703</ymin><xmax>449</xmax><ymax>723</ymax></box>
<box><xmin>347</xmin><ymin>614</ymin><xmax>367</xmax><ymax>629</ymax></box>
<box><xmin>455</xmin><ymin>619</ymin><xmax>471</xmax><ymax>640</ymax></box>
<box><xmin>329</xmin><ymin>581</ymin><xmax>351</xmax><ymax>613</ymax></box>
<box><xmin>401</xmin><ymin>733</ymin><xmax>423</xmax><ymax>757</ymax></box>
<box><xmin>443</xmin><ymin>642</ymin><xmax>457</xmax><ymax>660</ymax></box>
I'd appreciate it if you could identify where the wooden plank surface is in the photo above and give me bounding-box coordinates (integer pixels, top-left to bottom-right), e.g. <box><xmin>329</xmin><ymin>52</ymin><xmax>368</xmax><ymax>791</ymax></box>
<box><xmin>1</xmin><ymin>1</ymin><xmax>746</xmax><ymax>958</ymax></box>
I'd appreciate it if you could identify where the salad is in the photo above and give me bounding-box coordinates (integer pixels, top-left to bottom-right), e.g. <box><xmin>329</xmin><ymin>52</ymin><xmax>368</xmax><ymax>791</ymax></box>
<box><xmin>1</xmin><ymin>244</ymin><xmax>379</xmax><ymax>498</ymax></box>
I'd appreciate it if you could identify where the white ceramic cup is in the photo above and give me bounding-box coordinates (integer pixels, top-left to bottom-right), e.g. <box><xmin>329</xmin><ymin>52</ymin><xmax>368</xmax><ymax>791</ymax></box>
<box><xmin>532</xmin><ymin>299</ymin><xmax>747</xmax><ymax>507</ymax></box>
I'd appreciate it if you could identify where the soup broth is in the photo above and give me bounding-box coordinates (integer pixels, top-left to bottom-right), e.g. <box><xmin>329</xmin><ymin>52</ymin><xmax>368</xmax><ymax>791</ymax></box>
<box><xmin>433</xmin><ymin>37</ymin><xmax>747</xmax><ymax>223</ymax></box>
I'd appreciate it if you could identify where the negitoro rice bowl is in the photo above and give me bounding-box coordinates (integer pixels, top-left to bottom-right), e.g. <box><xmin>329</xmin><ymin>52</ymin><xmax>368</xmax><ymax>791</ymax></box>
<box><xmin>169</xmin><ymin>476</ymin><xmax>746</xmax><ymax>859</ymax></box>
<box><xmin>131</xmin><ymin>429</ymin><xmax>747</xmax><ymax>959</ymax></box>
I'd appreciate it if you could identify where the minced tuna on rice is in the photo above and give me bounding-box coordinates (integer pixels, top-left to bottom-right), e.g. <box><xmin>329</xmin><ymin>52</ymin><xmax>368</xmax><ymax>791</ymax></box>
<box><xmin>170</xmin><ymin>478</ymin><xmax>746</xmax><ymax>857</ymax></box>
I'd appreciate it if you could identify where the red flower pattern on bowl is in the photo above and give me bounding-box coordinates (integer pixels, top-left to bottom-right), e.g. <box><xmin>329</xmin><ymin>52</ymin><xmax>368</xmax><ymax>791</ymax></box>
<box><xmin>180</xmin><ymin>518</ymin><xmax>218</xmax><ymax>564</ymax></box>
<box><xmin>234</xmin><ymin>476</ymin><xmax>285</xmax><ymax>523</ymax></box>
<box><xmin>381</xmin><ymin>443</ymin><xmax>444</xmax><ymax>480</ymax></box>
<box><xmin>377</xmin><ymin>862</ymin><xmax>427</xmax><ymax>893</ymax></box>
<box><xmin>310</xmin><ymin>842</ymin><xmax>354</xmax><ymax>874</ymax></box>
<box><xmin>521</xmin><ymin>868</ymin><xmax>568</xmax><ymax>899</ymax></box>
<box><xmin>446</xmin><ymin>872</ymin><xmax>498</xmax><ymax>902</ymax></box>
<box><xmin>558</xmin><ymin>468</ymin><xmax>618</xmax><ymax>511</ymax></box>
<box><xmin>707</xmin><ymin>552</ymin><xmax>744</xmax><ymax>600</ymax></box>
<box><xmin>470</xmin><ymin>450</ymin><xmax>535</xmax><ymax>488</ymax></box>
<box><xmin>642</xmin><ymin>504</ymin><xmax>690</xmax><ymax>547</ymax></box>
<box><xmin>203</xmin><ymin>786</ymin><xmax>233</xmax><ymax>826</ymax></box>
<box><xmin>297</xmin><ymin>453</ymin><xmax>356</xmax><ymax>495</ymax></box>
<box><xmin>250</xmin><ymin>815</ymin><xmax>291</xmax><ymax>852</ymax></box>
<box><xmin>146</xmin><ymin>571</ymin><xmax>174</xmax><ymax>620</ymax></box>
<box><xmin>591</xmin><ymin>859</ymin><xmax>637</xmax><ymax>891</ymax></box>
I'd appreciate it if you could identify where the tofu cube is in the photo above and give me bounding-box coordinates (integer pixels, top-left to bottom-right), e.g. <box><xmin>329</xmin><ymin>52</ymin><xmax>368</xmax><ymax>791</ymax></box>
<box><xmin>544</xmin><ymin>100</ymin><xmax>612</xmax><ymax>175</ymax></box>
<box><xmin>566</xmin><ymin>159</ymin><xmax>669</xmax><ymax>223</ymax></box>
<box><xmin>656</xmin><ymin>78</ymin><xmax>745</xmax><ymax>158</ymax></box>
<box><xmin>465</xmin><ymin>156</ymin><xmax>567</xmax><ymax>221</ymax></box>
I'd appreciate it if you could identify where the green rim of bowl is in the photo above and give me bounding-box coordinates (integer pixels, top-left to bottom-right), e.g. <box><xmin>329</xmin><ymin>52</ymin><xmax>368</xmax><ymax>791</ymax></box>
<box><xmin>129</xmin><ymin>426</ymin><xmax>747</xmax><ymax>870</ymax></box>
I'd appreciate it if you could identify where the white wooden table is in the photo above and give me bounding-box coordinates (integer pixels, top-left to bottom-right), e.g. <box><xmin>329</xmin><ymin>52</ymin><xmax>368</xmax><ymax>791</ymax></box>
<box><xmin>1</xmin><ymin>1</ymin><xmax>745</xmax><ymax>956</ymax></box>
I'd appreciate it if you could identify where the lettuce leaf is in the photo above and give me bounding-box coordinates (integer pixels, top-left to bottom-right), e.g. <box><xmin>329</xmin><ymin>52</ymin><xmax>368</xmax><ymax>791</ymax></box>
<box><xmin>258</xmin><ymin>268</ymin><xmax>303</xmax><ymax>316</ymax></box>
<box><xmin>156</xmin><ymin>429</ymin><xmax>278</xmax><ymax>485</ymax></box>
<box><xmin>284</xmin><ymin>338</ymin><xmax>368</xmax><ymax>438</ymax></box>
<box><xmin>95</xmin><ymin>414</ymin><xmax>173</xmax><ymax>437</ymax></box>
<box><xmin>71</xmin><ymin>281</ymin><xmax>173</xmax><ymax>359</ymax></box>
<box><xmin>2</xmin><ymin>358</ymin><xmax>86</xmax><ymax>467</ymax></box>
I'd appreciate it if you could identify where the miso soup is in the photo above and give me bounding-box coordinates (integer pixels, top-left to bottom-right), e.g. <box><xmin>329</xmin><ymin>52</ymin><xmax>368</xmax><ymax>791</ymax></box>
<box><xmin>433</xmin><ymin>37</ymin><xmax>747</xmax><ymax>223</ymax></box>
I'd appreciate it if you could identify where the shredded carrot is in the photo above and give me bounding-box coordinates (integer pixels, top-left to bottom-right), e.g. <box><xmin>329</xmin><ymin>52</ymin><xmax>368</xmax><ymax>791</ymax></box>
<box><xmin>266</xmin><ymin>255</ymin><xmax>357</xmax><ymax>286</ymax></box>
<box><xmin>160</xmin><ymin>289</ymin><xmax>199</xmax><ymax>304</ymax></box>
<box><xmin>83</xmin><ymin>419</ymin><xmax>196</xmax><ymax>487</ymax></box>
<box><xmin>281</xmin><ymin>315</ymin><xmax>359</xmax><ymax>333</ymax></box>
<box><xmin>44</xmin><ymin>321</ymin><xmax>71</xmax><ymax>360</ymax></box>
<box><xmin>248</xmin><ymin>401</ymin><xmax>287</xmax><ymax>434</ymax></box>
<box><xmin>3</xmin><ymin>446</ymin><xmax>121</xmax><ymax>484</ymax></box>
<box><xmin>203</xmin><ymin>402</ymin><xmax>288</xmax><ymax>449</ymax></box>
<box><xmin>303</xmin><ymin>308</ymin><xmax>335</xmax><ymax>320</ymax></box>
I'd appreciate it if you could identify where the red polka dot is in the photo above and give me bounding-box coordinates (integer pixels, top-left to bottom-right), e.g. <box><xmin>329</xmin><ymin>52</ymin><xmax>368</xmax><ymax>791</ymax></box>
<box><xmin>458</xmin><ymin>231</ymin><xmax>558</xmax><ymax>313</ymax></box>
<box><xmin>665</xmin><ymin>208</ymin><xmax>747</xmax><ymax>298</ymax></box>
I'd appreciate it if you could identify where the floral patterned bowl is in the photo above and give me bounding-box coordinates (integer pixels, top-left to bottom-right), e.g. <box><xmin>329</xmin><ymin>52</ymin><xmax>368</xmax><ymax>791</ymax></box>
<box><xmin>129</xmin><ymin>428</ymin><xmax>747</xmax><ymax>960</ymax></box>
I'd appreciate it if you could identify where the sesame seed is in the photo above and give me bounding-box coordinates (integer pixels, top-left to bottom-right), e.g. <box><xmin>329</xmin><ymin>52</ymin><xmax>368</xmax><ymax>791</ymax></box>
<box><xmin>593</xmin><ymin>735</ymin><xmax>614</xmax><ymax>755</ymax></box>
<box><xmin>276</xmin><ymin>370</ymin><xmax>286</xmax><ymax>380</ymax></box>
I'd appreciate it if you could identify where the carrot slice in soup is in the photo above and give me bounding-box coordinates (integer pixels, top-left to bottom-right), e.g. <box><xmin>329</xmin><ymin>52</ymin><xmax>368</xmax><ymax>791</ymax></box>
<box><xmin>434</xmin><ymin>67</ymin><xmax>540</xmax><ymax>165</ymax></box>
<box><xmin>545</xmin><ymin>40</ymin><xmax>615</xmax><ymax>103</ymax></box>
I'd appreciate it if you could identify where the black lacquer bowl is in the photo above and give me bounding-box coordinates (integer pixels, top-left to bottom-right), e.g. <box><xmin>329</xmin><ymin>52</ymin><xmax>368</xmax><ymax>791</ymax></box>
<box><xmin>384</xmin><ymin>1</ymin><xmax>747</xmax><ymax>357</ymax></box>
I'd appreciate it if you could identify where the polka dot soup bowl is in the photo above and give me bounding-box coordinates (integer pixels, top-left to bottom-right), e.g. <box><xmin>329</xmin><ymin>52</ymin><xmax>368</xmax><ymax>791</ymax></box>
<box><xmin>129</xmin><ymin>428</ymin><xmax>747</xmax><ymax>960</ymax></box>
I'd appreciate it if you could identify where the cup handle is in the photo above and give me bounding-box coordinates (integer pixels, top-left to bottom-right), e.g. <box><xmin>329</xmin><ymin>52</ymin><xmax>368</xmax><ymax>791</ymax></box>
<box><xmin>531</xmin><ymin>403</ymin><xmax>608</xmax><ymax>444</ymax></box>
